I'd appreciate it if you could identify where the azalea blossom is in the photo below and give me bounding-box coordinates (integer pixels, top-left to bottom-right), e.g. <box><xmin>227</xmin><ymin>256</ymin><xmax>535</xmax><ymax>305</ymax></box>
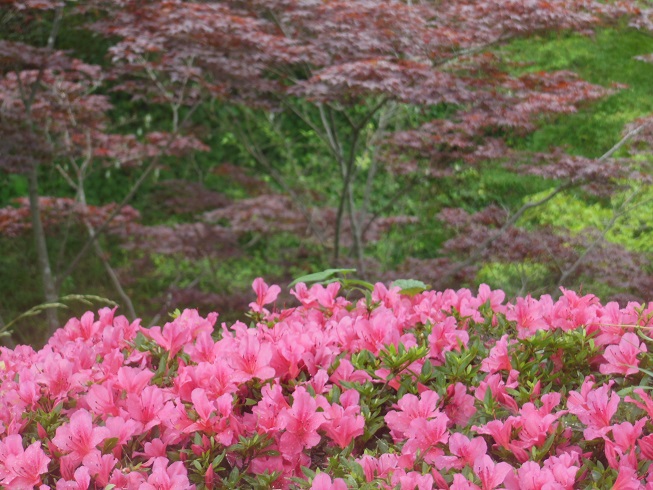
<box><xmin>599</xmin><ymin>332</ymin><xmax>647</xmax><ymax>376</ymax></box>
<box><xmin>310</xmin><ymin>472</ymin><xmax>348</xmax><ymax>490</ymax></box>
<box><xmin>250</xmin><ymin>277</ymin><xmax>281</xmax><ymax>313</ymax></box>
<box><xmin>52</xmin><ymin>409</ymin><xmax>110</xmax><ymax>466</ymax></box>
<box><xmin>277</xmin><ymin>387</ymin><xmax>325</xmax><ymax>456</ymax></box>
<box><xmin>0</xmin><ymin>435</ymin><xmax>51</xmax><ymax>489</ymax></box>
<box><xmin>0</xmin><ymin>281</ymin><xmax>651</xmax><ymax>488</ymax></box>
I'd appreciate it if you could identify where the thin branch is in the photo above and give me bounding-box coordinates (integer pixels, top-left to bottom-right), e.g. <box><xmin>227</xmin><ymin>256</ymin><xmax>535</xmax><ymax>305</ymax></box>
<box><xmin>442</xmin><ymin>120</ymin><xmax>652</xmax><ymax>283</ymax></box>
<box><xmin>362</xmin><ymin>177</ymin><xmax>420</xmax><ymax>237</ymax></box>
<box><xmin>56</xmin><ymin>101</ymin><xmax>203</xmax><ymax>288</ymax></box>
<box><xmin>362</xmin><ymin>101</ymin><xmax>396</xmax><ymax>220</ymax></box>
<box><xmin>231</xmin><ymin>115</ymin><xmax>328</xmax><ymax>245</ymax></box>
<box><xmin>556</xmin><ymin>188</ymin><xmax>642</xmax><ymax>288</ymax></box>
<box><xmin>352</xmin><ymin>97</ymin><xmax>389</xmax><ymax>133</ymax></box>
<box><xmin>443</xmin><ymin>181</ymin><xmax>573</xmax><ymax>281</ymax></box>
<box><xmin>597</xmin><ymin>122</ymin><xmax>651</xmax><ymax>162</ymax></box>
<box><xmin>278</xmin><ymin>97</ymin><xmax>331</xmax><ymax>150</ymax></box>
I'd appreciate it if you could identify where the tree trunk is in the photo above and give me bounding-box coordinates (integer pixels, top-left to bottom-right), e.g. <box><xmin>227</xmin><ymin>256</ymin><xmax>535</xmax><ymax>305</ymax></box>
<box><xmin>28</xmin><ymin>165</ymin><xmax>59</xmax><ymax>335</ymax></box>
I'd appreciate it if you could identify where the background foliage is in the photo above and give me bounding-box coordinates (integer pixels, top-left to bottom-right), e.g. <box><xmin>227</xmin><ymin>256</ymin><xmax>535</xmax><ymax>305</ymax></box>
<box><xmin>2</xmin><ymin>1</ymin><xmax>653</xmax><ymax>345</ymax></box>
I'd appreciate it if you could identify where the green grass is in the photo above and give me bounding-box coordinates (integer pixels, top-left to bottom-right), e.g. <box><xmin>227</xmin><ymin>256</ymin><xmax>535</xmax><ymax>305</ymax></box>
<box><xmin>504</xmin><ymin>28</ymin><xmax>653</xmax><ymax>157</ymax></box>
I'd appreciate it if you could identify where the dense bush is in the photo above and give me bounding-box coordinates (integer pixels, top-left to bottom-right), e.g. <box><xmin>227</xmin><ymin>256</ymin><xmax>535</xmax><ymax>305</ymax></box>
<box><xmin>0</xmin><ymin>279</ymin><xmax>652</xmax><ymax>488</ymax></box>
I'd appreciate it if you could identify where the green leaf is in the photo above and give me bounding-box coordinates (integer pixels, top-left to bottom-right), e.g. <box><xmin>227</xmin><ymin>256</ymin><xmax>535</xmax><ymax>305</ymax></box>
<box><xmin>341</xmin><ymin>278</ymin><xmax>375</xmax><ymax>291</ymax></box>
<box><xmin>59</xmin><ymin>294</ymin><xmax>117</xmax><ymax>307</ymax></box>
<box><xmin>289</xmin><ymin>268</ymin><xmax>356</xmax><ymax>287</ymax></box>
<box><xmin>212</xmin><ymin>452</ymin><xmax>225</xmax><ymax>468</ymax></box>
<box><xmin>391</xmin><ymin>279</ymin><xmax>429</xmax><ymax>296</ymax></box>
<box><xmin>102</xmin><ymin>437</ymin><xmax>119</xmax><ymax>454</ymax></box>
<box><xmin>636</xmin><ymin>367</ymin><xmax>653</xmax><ymax>378</ymax></box>
<box><xmin>301</xmin><ymin>466</ymin><xmax>316</xmax><ymax>479</ymax></box>
<box><xmin>617</xmin><ymin>384</ymin><xmax>653</xmax><ymax>396</ymax></box>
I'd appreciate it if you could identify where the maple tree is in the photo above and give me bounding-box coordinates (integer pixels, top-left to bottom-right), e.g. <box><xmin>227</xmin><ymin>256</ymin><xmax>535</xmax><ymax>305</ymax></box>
<box><xmin>1</xmin><ymin>0</ymin><xmax>653</xmax><ymax>340</ymax></box>
<box><xmin>93</xmin><ymin>0</ymin><xmax>636</xmax><ymax>261</ymax></box>
<box><xmin>0</xmin><ymin>0</ymin><xmax>209</xmax><ymax>337</ymax></box>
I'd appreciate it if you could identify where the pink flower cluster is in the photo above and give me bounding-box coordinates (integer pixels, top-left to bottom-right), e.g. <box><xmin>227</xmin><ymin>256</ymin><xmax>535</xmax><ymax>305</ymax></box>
<box><xmin>0</xmin><ymin>280</ymin><xmax>651</xmax><ymax>488</ymax></box>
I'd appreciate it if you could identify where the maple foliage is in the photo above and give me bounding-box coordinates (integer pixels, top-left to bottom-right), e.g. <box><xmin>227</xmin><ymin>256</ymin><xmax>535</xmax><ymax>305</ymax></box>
<box><xmin>0</xmin><ymin>197</ymin><xmax>140</xmax><ymax>238</ymax></box>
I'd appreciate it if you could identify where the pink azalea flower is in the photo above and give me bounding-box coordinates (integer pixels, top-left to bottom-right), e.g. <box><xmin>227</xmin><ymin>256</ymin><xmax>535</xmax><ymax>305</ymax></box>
<box><xmin>59</xmin><ymin>311</ymin><xmax>101</xmax><ymax>343</ymax></box>
<box><xmin>52</xmin><ymin>409</ymin><xmax>110</xmax><ymax>466</ymax></box>
<box><xmin>477</xmin><ymin>284</ymin><xmax>506</xmax><ymax>311</ymax></box>
<box><xmin>104</xmin><ymin>416</ymin><xmax>140</xmax><ymax>457</ymax></box>
<box><xmin>184</xmin><ymin>331</ymin><xmax>217</xmax><ymax>363</ymax></box>
<box><xmin>448</xmin><ymin>433</ymin><xmax>488</xmax><ymax>470</ymax></box>
<box><xmin>371</xmin><ymin>282</ymin><xmax>403</xmax><ymax>309</ymax></box>
<box><xmin>385</xmin><ymin>391</ymin><xmax>440</xmax><ymax>441</ymax></box>
<box><xmin>277</xmin><ymin>387</ymin><xmax>325</xmax><ymax>456</ymax></box>
<box><xmin>290</xmin><ymin>282</ymin><xmax>319</xmax><ymax>308</ymax></box>
<box><xmin>320</xmin><ymin>390</ymin><xmax>365</xmax><ymax>448</ymax></box>
<box><xmin>116</xmin><ymin>366</ymin><xmax>155</xmax><ymax>396</ymax></box>
<box><xmin>175</xmin><ymin>360</ymin><xmax>238</xmax><ymax>402</ymax></box>
<box><xmin>639</xmin><ymin>434</ymin><xmax>653</xmax><ymax>460</ymax></box>
<box><xmin>450</xmin><ymin>473</ymin><xmax>481</xmax><ymax>490</ymax></box>
<box><xmin>550</xmin><ymin>289</ymin><xmax>599</xmax><ymax>332</ymax></box>
<box><xmin>503</xmin><ymin>461</ymin><xmax>558</xmax><ymax>490</ymax></box>
<box><xmin>473</xmin><ymin>418</ymin><xmax>520</xmax><ymax>454</ymax></box>
<box><xmin>475</xmin><ymin>372</ymin><xmax>519</xmax><ymax>414</ymax></box>
<box><xmin>428</xmin><ymin>316</ymin><xmax>469</xmax><ymax>363</ymax></box>
<box><xmin>444</xmin><ymin>382</ymin><xmax>477</xmax><ymax>426</ymax></box>
<box><xmin>625</xmin><ymin>388</ymin><xmax>653</xmax><ymax>419</ymax></box>
<box><xmin>314</xmin><ymin>282</ymin><xmax>342</xmax><ymax>309</ymax></box>
<box><xmin>506</xmin><ymin>295</ymin><xmax>550</xmax><ymax>338</ymax></box>
<box><xmin>140</xmin><ymin>457</ymin><xmax>194</xmax><ymax>490</ymax></box>
<box><xmin>605</xmin><ymin>438</ymin><xmax>638</xmax><ymax>471</ymax></box>
<box><xmin>82</xmin><ymin>452</ymin><xmax>117</xmax><ymax>487</ymax></box>
<box><xmin>403</xmin><ymin>413</ymin><xmax>450</xmax><ymax>464</ymax></box>
<box><xmin>600</xmin><ymin>332</ymin><xmax>647</xmax><ymax>376</ymax></box>
<box><xmin>567</xmin><ymin>377</ymin><xmax>619</xmax><ymax>440</ymax></box>
<box><xmin>357</xmin><ymin>453</ymin><xmax>400</xmax><ymax>482</ymax></box>
<box><xmin>171</xmin><ymin>309</ymin><xmax>217</xmax><ymax>340</ymax></box>
<box><xmin>181</xmin><ymin>389</ymin><xmax>237</xmax><ymax>445</ymax></box>
<box><xmin>306</xmin><ymin>369</ymin><xmax>331</xmax><ymax>395</ymax></box>
<box><xmin>593</xmin><ymin>301</ymin><xmax>637</xmax><ymax>346</ymax></box>
<box><xmin>84</xmin><ymin>382</ymin><xmax>120</xmax><ymax>417</ymax></box>
<box><xmin>250</xmin><ymin>381</ymin><xmax>290</xmax><ymax>434</ymax></box>
<box><xmin>357</xmin><ymin>309</ymin><xmax>401</xmax><ymax>355</ymax></box>
<box><xmin>310</xmin><ymin>472</ymin><xmax>348</xmax><ymax>490</ymax></box>
<box><xmin>481</xmin><ymin>335</ymin><xmax>512</xmax><ymax>373</ymax></box>
<box><xmin>249</xmin><ymin>454</ymin><xmax>284</xmax><ymax>478</ymax></box>
<box><xmin>0</xmin><ymin>435</ymin><xmax>51</xmax><ymax>489</ymax></box>
<box><xmin>612</xmin><ymin>419</ymin><xmax>647</xmax><ymax>453</ymax></box>
<box><xmin>141</xmin><ymin>319</ymin><xmax>191</xmax><ymax>359</ymax></box>
<box><xmin>612</xmin><ymin>466</ymin><xmax>642</xmax><ymax>490</ymax></box>
<box><xmin>138</xmin><ymin>438</ymin><xmax>168</xmax><ymax>465</ymax></box>
<box><xmin>390</xmin><ymin>469</ymin><xmax>434</xmax><ymax>490</ymax></box>
<box><xmin>108</xmin><ymin>468</ymin><xmax>146</xmax><ymax>489</ymax></box>
<box><xmin>125</xmin><ymin>385</ymin><xmax>178</xmax><ymax>433</ymax></box>
<box><xmin>37</xmin><ymin>354</ymin><xmax>78</xmax><ymax>402</ymax></box>
<box><xmin>474</xmin><ymin>455</ymin><xmax>513</xmax><ymax>490</ymax></box>
<box><xmin>543</xmin><ymin>452</ymin><xmax>580</xmax><ymax>489</ymax></box>
<box><xmin>250</xmin><ymin>277</ymin><xmax>281</xmax><ymax>313</ymax></box>
<box><xmin>270</xmin><ymin>333</ymin><xmax>307</xmax><ymax>380</ymax></box>
<box><xmin>55</xmin><ymin>466</ymin><xmax>91</xmax><ymax>490</ymax></box>
<box><xmin>229</xmin><ymin>333</ymin><xmax>275</xmax><ymax>381</ymax></box>
<box><xmin>516</xmin><ymin>393</ymin><xmax>564</xmax><ymax>450</ymax></box>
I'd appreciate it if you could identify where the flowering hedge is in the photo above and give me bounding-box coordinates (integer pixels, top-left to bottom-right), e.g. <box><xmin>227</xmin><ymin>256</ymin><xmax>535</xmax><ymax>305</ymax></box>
<box><xmin>0</xmin><ymin>279</ymin><xmax>652</xmax><ymax>489</ymax></box>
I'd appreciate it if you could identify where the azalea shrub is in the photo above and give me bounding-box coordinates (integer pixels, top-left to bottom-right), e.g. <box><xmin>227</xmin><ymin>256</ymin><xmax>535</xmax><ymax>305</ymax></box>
<box><xmin>1</xmin><ymin>278</ymin><xmax>652</xmax><ymax>489</ymax></box>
